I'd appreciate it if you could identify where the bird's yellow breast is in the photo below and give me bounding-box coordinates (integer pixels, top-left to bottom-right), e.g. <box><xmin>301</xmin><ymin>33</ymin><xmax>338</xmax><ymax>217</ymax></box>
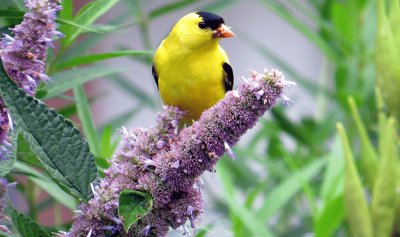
<box><xmin>155</xmin><ymin>40</ymin><xmax>228</xmax><ymax>122</ymax></box>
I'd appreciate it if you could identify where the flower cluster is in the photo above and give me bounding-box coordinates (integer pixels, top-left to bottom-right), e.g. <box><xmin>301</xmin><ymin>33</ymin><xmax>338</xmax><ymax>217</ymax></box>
<box><xmin>0</xmin><ymin>0</ymin><xmax>61</xmax><ymax>161</ymax></box>
<box><xmin>0</xmin><ymin>0</ymin><xmax>62</xmax><ymax>95</ymax></box>
<box><xmin>64</xmin><ymin>69</ymin><xmax>293</xmax><ymax>237</ymax></box>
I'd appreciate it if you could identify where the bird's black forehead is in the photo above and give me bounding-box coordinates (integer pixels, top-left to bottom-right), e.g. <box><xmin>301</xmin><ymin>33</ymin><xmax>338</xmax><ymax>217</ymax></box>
<box><xmin>196</xmin><ymin>11</ymin><xmax>225</xmax><ymax>30</ymax></box>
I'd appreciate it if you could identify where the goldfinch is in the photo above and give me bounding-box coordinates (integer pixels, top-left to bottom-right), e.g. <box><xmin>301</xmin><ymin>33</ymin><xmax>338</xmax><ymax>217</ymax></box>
<box><xmin>152</xmin><ymin>11</ymin><xmax>235</xmax><ymax>124</ymax></box>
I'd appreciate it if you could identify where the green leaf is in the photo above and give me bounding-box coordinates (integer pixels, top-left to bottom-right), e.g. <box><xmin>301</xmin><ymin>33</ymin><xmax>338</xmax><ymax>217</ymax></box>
<box><xmin>217</xmin><ymin>162</ymin><xmax>276</xmax><ymax>237</ymax></box>
<box><xmin>0</xmin><ymin>9</ymin><xmax>24</xmax><ymax>19</ymax></box>
<box><xmin>371</xmin><ymin>118</ymin><xmax>398</xmax><ymax>237</ymax></box>
<box><xmin>55</xmin><ymin>50</ymin><xmax>153</xmax><ymax>71</ymax></box>
<box><xmin>100</xmin><ymin>124</ymin><xmax>118</xmax><ymax>160</ymax></box>
<box><xmin>118</xmin><ymin>190</ymin><xmax>153</xmax><ymax>232</ymax></box>
<box><xmin>348</xmin><ymin>97</ymin><xmax>378</xmax><ymax>189</ymax></box>
<box><xmin>337</xmin><ymin>122</ymin><xmax>373</xmax><ymax>237</ymax></box>
<box><xmin>56</xmin><ymin>18</ymin><xmax>107</xmax><ymax>34</ymax></box>
<box><xmin>110</xmin><ymin>74</ymin><xmax>156</xmax><ymax>108</ymax></box>
<box><xmin>314</xmin><ymin>195</ymin><xmax>345</xmax><ymax>237</ymax></box>
<box><xmin>74</xmin><ymin>85</ymin><xmax>100</xmax><ymax>156</ymax></box>
<box><xmin>13</xmin><ymin>161</ymin><xmax>77</xmax><ymax>210</ymax></box>
<box><xmin>256</xmin><ymin>158</ymin><xmax>326</xmax><ymax>221</ymax></box>
<box><xmin>97</xmin><ymin>106</ymin><xmax>142</xmax><ymax>134</ymax></box>
<box><xmin>43</xmin><ymin>65</ymin><xmax>127</xmax><ymax>98</ymax></box>
<box><xmin>320</xmin><ymin>135</ymin><xmax>344</xmax><ymax>203</ymax></box>
<box><xmin>148</xmin><ymin>0</ymin><xmax>197</xmax><ymax>19</ymax></box>
<box><xmin>6</xmin><ymin>198</ymin><xmax>50</xmax><ymax>237</ymax></box>
<box><xmin>0</xmin><ymin>60</ymin><xmax>98</xmax><ymax>200</ymax></box>
<box><xmin>62</xmin><ymin>0</ymin><xmax>121</xmax><ymax>47</ymax></box>
<box><xmin>16</xmin><ymin>133</ymin><xmax>42</xmax><ymax>167</ymax></box>
<box><xmin>258</xmin><ymin>0</ymin><xmax>339</xmax><ymax>61</ymax></box>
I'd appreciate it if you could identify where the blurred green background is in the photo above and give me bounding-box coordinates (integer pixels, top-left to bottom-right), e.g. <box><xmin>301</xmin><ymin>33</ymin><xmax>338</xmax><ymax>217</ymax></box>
<box><xmin>1</xmin><ymin>0</ymin><xmax>399</xmax><ymax>236</ymax></box>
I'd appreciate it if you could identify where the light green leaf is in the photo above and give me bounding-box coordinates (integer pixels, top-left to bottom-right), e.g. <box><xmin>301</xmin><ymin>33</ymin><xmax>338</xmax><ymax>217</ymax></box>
<box><xmin>337</xmin><ymin>123</ymin><xmax>373</xmax><ymax>237</ymax></box>
<box><xmin>348</xmin><ymin>97</ymin><xmax>378</xmax><ymax>189</ymax></box>
<box><xmin>257</xmin><ymin>0</ymin><xmax>339</xmax><ymax>61</ymax></box>
<box><xmin>0</xmin><ymin>60</ymin><xmax>98</xmax><ymax>200</ymax></box>
<box><xmin>110</xmin><ymin>74</ymin><xmax>156</xmax><ymax>108</ymax></box>
<box><xmin>57</xmin><ymin>18</ymin><xmax>106</xmax><ymax>34</ymax></box>
<box><xmin>63</xmin><ymin>0</ymin><xmax>121</xmax><ymax>47</ymax></box>
<box><xmin>314</xmin><ymin>195</ymin><xmax>345</xmax><ymax>237</ymax></box>
<box><xmin>43</xmin><ymin>65</ymin><xmax>127</xmax><ymax>98</ymax></box>
<box><xmin>55</xmin><ymin>50</ymin><xmax>153</xmax><ymax>71</ymax></box>
<box><xmin>6</xmin><ymin>198</ymin><xmax>50</xmax><ymax>237</ymax></box>
<box><xmin>14</xmin><ymin>161</ymin><xmax>77</xmax><ymax>210</ymax></box>
<box><xmin>148</xmin><ymin>0</ymin><xmax>197</xmax><ymax>19</ymax></box>
<box><xmin>320</xmin><ymin>135</ymin><xmax>344</xmax><ymax>203</ymax></box>
<box><xmin>256</xmin><ymin>158</ymin><xmax>326</xmax><ymax>221</ymax></box>
<box><xmin>217</xmin><ymin>162</ymin><xmax>276</xmax><ymax>237</ymax></box>
<box><xmin>118</xmin><ymin>190</ymin><xmax>153</xmax><ymax>232</ymax></box>
<box><xmin>371</xmin><ymin>118</ymin><xmax>398</xmax><ymax>237</ymax></box>
<box><xmin>74</xmin><ymin>85</ymin><xmax>100</xmax><ymax>156</ymax></box>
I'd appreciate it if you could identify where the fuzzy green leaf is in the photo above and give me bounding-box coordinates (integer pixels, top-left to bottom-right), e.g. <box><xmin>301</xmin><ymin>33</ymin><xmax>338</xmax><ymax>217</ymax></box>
<box><xmin>0</xmin><ymin>60</ymin><xmax>98</xmax><ymax>200</ymax></box>
<box><xmin>118</xmin><ymin>190</ymin><xmax>153</xmax><ymax>232</ymax></box>
<box><xmin>6</xmin><ymin>198</ymin><xmax>50</xmax><ymax>237</ymax></box>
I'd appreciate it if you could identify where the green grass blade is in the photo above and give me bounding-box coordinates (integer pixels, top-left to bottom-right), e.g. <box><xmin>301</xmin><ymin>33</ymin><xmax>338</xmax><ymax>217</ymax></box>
<box><xmin>97</xmin><ymin>106</ymin><xmax>142</xmax><ymax>134</ymax></box>
<box><xmin>56</xmin><ymin>18</ymin><xmax>106</xmax><ymax>34</ymax></box>
<box><xmin>258</xmin><ymin>0</ymin><xmax>339</xmax><ymax>61</ymax></box>
<box><xmin>0</xmin><ymin>9</ymin><xmax>24</xmax><ymax>18</ymax></box>
<box><xmin>110</xmin><ymin>74</ymin><xmax>157</xmax><ymax>109</ymax></box>
<box><xmin>217</xmin><ymin>162</ymin><xmax>276</xmax><ymax>237</ymax></box>
<box><xmin>73</xmin><ymin>85</ymin><xmax>100</xmax><ymax>157</ymax></box>
<box><xmin>14</xmin><ymin>161</ymin><xmax>77</xmax><ymax>210</ymax></box>
<box><xmin>256</xmin><ymin>158</ymin><xmax>326</xmax><ymax>221</ymax></box>
<box><xmin>55</xmin><ymin>50</ymin><xmax>154</xmax><ymax>71</ymax></box>
<box><xmin>314</xmin><ymin>195</ymin><xmax>345</xmax><ymax>237</ymax></box>
<box><xmin>62</xmin><ymin>0</ymin><xmax>121</xmax><ymax>48</ymax></box>
<box><xmin>320</xmin><ymin>135</ymin><xmax>344</xmax><ymax>203</ymax></box>
<box><xmin>43</xmin><ymin>65</ymin><xmax>128</xmax><ymax>99</ymax></box>
<box><xmin>148</xmin><ymin>0</ymin><xmax>197</xmax><ymax>19</ymax></box>
<box><xmin>240</xmin><ymin>33</ymin><xmax>332</xmax><ymax>98</ymax></box>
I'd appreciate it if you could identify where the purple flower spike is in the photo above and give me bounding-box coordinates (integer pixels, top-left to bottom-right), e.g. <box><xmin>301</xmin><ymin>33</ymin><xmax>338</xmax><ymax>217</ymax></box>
<box><xmin>64</xmin><ymin>69</ymin><xmax>292</xmax><ymax>237</ymax></box>
<box><xmin>0</xmin><ymin>0</ymin><xmax>62</xmax><ymax>95</ymax></box>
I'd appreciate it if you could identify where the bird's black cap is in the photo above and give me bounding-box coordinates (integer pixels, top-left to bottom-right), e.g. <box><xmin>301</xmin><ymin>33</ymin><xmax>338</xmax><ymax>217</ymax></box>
<box><xmin>196</xmin><ymin>11</ymin><xmax>225</xmax><ymax>30</ymax></box>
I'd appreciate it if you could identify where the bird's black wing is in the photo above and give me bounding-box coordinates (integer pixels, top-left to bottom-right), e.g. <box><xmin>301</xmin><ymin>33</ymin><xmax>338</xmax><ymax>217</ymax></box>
<box><xmin>222</xmin><ymin>62</ymin><xmax>234</xmax><ymax>92</ymax></box>
<box><xmin>152</xmin><ymin>62</ymin><xmax>159</xmax><ymax>89</ymax></box>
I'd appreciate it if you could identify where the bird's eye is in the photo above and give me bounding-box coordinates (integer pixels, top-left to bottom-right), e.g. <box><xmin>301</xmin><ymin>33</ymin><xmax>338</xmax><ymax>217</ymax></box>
<box><xmin>198</xmin><ymin>22</ymin><xmax>207</xmax><ymax>29</ymax></box>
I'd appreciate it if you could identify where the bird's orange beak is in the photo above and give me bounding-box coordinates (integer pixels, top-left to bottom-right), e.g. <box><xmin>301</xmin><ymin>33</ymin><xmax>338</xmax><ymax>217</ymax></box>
<box><xmin>213</xmin><ymin>24</ymin><xmax>235</xmax><ymax>38</ymax></box>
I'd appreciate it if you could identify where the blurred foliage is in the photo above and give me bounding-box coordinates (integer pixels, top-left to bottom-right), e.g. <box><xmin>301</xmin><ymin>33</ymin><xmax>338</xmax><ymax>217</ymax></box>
<box><xmin>1</xmin><ymin>0</ymin><xmax>399</xmax><ymax>236</ymax></box>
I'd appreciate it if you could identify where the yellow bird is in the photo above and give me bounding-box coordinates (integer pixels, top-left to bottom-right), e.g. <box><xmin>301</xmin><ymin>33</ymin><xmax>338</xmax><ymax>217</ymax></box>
<box><xmin>152</xmin><ymin>11</ymin><xmax>235</xmax><ymax>124</ymax></box>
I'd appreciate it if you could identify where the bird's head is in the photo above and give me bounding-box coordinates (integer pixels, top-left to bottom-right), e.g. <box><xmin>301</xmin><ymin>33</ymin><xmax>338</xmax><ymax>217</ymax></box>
<box><xmin>170</xmin><ymin>11</ymin><xmax>235</xmax><ymax>49</ymax></box>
